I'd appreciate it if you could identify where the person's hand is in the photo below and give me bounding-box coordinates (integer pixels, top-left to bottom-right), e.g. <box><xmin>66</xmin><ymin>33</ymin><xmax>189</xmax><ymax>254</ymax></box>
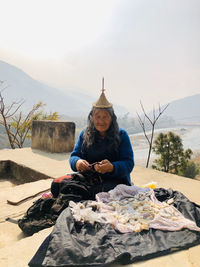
<box><xmin>76</xmin><ymin>159</ymin><xmax>90</xmax><ymax>172</ymax></box>
<box><xmin>94</xmin><ymin>159</ymin><xmax>114</xmax><ymax>174</ymax></box>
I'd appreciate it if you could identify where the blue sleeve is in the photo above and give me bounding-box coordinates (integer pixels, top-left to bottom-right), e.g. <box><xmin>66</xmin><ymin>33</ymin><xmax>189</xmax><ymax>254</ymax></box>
<box><xmin>69</xmin><ymin>130</ymin><xmax>84</xmax><ymax>171</ymax></box>
<box><xmin>109</xmin><ymin>129</ymin><xmax>134</xmax><ymax>178</ymax></box>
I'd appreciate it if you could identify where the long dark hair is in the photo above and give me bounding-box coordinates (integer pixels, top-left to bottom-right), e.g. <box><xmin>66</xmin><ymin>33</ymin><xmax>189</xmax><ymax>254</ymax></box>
<box><xmin>83</xmin><ymin>107</ymin><xmax>120</xmax><ymax>154</ymax></box>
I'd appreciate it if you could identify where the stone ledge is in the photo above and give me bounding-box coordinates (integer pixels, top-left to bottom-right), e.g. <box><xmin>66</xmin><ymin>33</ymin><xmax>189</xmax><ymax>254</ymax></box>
<box><xmin>0</xmin><ymin>147</ymin><xmax>71</xmax><ymax>178</ymax></box>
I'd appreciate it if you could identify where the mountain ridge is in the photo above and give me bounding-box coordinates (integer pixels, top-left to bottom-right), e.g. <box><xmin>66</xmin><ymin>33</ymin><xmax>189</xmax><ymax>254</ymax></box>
<box><xmin>0</xmin><ymin>60</ymin><xmax>199</xmax><ymax>124</ymax></box>
<box><xmin>159</xmin><ymin>93</ymin><xmax>200</xmax><ymax>123</ymax></box>
<box><xmin>0</xmin><ymin>60</ymin><xmax>128</xmax><ymax>117</ymax></box>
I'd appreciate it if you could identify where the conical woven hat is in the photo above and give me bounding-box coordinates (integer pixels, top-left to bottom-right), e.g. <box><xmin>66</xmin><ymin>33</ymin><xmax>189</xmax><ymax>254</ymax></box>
<box><xmin>93</xmin><ymin>78</ymin><xmax>112</xmax><ymax>108</ymax></box>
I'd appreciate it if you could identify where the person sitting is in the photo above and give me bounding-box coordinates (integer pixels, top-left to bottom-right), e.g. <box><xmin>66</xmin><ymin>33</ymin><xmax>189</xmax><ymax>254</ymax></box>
<box><xmin>18</xmin><ymin>81</ymin><xmax>135</xmax><ymax>236</ymax></box>
<box><xmin>69</xmin><ymin>83</ymin><xmax>134</xmax><ymax>193</ymax></box>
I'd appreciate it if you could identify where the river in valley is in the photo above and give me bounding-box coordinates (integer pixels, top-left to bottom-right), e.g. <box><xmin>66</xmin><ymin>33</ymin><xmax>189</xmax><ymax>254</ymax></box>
<box><xmin>130</xmin><ymin>125</ymin><xmax>200</xmax><ymax>167</ymax></box>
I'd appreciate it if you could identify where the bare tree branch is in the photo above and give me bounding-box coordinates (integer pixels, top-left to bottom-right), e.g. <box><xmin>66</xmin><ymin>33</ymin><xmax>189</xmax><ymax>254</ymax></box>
<box><xmin>137</xmin><ymin>101</ymin><xmax>169</xmax><ymax>168</ymax></box>
<box><xmin>137</xmin><ymin>112</ymin><xmax>151</xmax><ymax>146</ymax></box>
<box><xmin>4</xmin><ymin>99</ymin><xmax>25</xmax><ymax>118</ymax></box>
<box><xmin>139</xmin><ymin>101</ymin><xmax>153</xmax><ymax>125</ymax></box>
<box><xmin>0</xmin><ymin>83</ymin><xmax>58</xmax><ymax>149</ymax></box>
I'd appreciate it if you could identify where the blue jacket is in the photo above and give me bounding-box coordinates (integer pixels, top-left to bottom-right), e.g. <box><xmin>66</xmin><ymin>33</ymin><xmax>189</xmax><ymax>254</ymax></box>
<box><xmin>69</xmin><ymin>128</ymin><xmax>134</xmax><ymax>185</ymax></box>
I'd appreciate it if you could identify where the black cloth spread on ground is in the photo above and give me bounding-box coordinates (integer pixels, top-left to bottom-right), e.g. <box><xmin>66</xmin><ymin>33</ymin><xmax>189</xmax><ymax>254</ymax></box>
<box><xmin>29</xmin><ymin>188</ymin><xmax>200</xmax><ymax>267</ymax></box>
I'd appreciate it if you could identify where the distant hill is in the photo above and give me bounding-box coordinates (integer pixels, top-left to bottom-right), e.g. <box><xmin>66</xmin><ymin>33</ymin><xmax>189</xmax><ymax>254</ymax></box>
<box><xmin>160</xmin><ymin>94</ymin><xmax>200</xmax><ymax>124</ymax></box>
<box><xmin>0</xmin><ymin>60</ymin><xmax>128</xmax><ymax>117</ymax></box>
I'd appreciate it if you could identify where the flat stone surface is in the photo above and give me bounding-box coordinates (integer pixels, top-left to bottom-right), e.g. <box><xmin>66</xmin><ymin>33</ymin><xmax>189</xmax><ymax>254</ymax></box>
<box><xmin>0</xmin><ymin>180</ymin><xmax>14</xmax><ymax>189</ymax></box>
<box><xmin>0</xmin><ymin>148</ymin><xmax>200</xmax><ymax>267</ymax></box>
<box><xmin>0</xmin><ymin>228</ymin><xmax>53</xmax><ymax>266</ymax></box>
<box><xmin>5</xmin><ymin>179</ymin><xmax>52</xmax><ymax>205</ymax></box>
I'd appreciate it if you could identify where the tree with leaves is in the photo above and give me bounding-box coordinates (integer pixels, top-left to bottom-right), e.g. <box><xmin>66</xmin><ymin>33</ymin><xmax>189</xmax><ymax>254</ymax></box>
<box><xmin>152</xmin><ymin>131</ymin><xmax>194</xmax><ymax>175</ymax></box>
<box><xmin>0</xmin><ymin>83</ymin><xmax>59</xmax><ymax>149</ymax></box>
<box><xmin>178</xmin><ymin>161</ymin><xmax>200</xmax><ymax>179</ymax></box>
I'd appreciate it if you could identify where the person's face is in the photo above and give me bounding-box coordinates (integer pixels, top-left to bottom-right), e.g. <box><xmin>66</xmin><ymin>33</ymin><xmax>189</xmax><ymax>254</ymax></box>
<box><xmin>92</xmin><ymin>109</ymin><xmax>112</xmax><ymax>136</ymax></box>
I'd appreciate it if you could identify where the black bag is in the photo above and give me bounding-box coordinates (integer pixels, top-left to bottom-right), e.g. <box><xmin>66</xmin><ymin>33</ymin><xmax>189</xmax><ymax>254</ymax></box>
<box><xmin>18</xmin><ymin>170</ymin><xmax>103</xmax><ymax>236</ymax></box>
<box><xmin>51</xmin><ymin>170</ymin><xmax>103</xmax><ymax>199</ymax></box>
<box><xmin>18</xmin><ymin>197</ymin><xmax>57</xmax><ymax>236</ymax></box>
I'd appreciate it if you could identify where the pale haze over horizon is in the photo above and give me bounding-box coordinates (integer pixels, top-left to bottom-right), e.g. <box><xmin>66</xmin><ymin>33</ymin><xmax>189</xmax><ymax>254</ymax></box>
<box><xmin>0</xmin><ymin>0</ymin><xmax>199</xmax><ymax>114</ymax></box>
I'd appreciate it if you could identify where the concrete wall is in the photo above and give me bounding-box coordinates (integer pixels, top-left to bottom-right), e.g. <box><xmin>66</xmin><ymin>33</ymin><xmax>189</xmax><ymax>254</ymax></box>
<box><xmin>0</xmin><ymin>160</ymin><xmax>51</xmax><ymax>184</ymax></box>
<box><xmin>31</xmin><ymin>120</ymin><xmax>75</xmax><ymax>153</ymax></box>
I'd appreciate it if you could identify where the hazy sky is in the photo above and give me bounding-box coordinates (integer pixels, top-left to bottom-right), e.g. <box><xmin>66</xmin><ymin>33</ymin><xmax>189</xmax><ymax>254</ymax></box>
<box><xmin>0</xmin><ymin>0</ymin><xmax>199</xmax><ymax>114</ymax></box>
